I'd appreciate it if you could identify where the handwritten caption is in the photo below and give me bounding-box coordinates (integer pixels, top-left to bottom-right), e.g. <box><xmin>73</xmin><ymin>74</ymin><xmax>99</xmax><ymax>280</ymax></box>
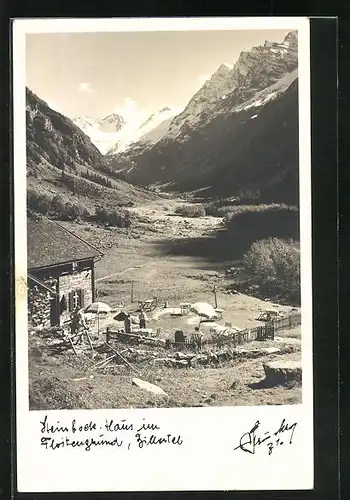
<box><xmin>39</xmin><ymin>415</ymin><xmax>297</xmax><ymax>456</ymax></box>
<box><xmin>234</xmin><ymin>418</ymin><xmax>298</xmax><ymax>455</ymax></box>
<box><xmin>40</xmin><ymin>415</ymin><xmax>183</xmax><ymax>451</ymax></box>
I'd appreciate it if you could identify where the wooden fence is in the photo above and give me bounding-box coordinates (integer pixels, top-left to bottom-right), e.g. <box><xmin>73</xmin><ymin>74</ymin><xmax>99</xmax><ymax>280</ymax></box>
<box><xmin>166</xmin><ymin>312</ymin><xmax>302</xmax><ymax>351</ymax></box>
<box><xmin>105</xmin><ymin>312</ymin><xmax>301</xmax><ymax>352</ymax></box>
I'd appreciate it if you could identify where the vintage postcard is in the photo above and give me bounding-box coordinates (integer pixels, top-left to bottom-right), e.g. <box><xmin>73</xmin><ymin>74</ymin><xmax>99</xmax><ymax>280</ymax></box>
<box><xmin>13</xmin><ymin>17</ymin><xmax>313</xmax><ymax>492</ymax></box>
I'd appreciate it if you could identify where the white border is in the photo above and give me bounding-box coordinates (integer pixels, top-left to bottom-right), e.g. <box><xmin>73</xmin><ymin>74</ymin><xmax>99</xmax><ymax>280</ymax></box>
<box><xmin>13</xmin><ymin>17</ymin><xmax>313</xmax><ymax>492</ymax></box>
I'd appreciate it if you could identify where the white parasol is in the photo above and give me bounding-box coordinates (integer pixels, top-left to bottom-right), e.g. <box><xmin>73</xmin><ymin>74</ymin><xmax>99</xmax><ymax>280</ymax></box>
<box><xmin>190</xmin><ymin>302</ymin><xmax>217</xmax><ymax>320</ymax></box>
<box><xmin>85</xmin><ymin>302</ymin><xmax>112</xmax><ymax>314</ymax></box>
<box><xmin>85</xmin><ymin>301</ymin><xmax>112</xmax><ymax>338</ymax></box>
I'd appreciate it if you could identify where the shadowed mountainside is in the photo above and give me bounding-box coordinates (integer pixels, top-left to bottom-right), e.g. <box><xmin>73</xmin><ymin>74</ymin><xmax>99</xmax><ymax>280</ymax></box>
<box><xmin>26</xmin><ymin>88</ymin><xmax>160</xmax><ymax>215</ymax></box>
<box><xmin>26</xmin><ymin>88</ymin><xmax>108</xmax><ymax>175</ymax></box>
<box><xmin>107</xmin><ymin>32</ymin><xmax>299</xmax><ymax>206</ymax></box>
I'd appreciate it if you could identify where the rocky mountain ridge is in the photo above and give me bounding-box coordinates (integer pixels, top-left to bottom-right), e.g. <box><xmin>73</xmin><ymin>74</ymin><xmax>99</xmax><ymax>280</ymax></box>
<box><xmin>161</xmin><ymin>31</ymin><xmax>297</xmax><ymax>141</ymax></box>
<box><xmin>106</xmin><ymin>31</ymin><xmax>299</xmax><ymax>204</ymax></box>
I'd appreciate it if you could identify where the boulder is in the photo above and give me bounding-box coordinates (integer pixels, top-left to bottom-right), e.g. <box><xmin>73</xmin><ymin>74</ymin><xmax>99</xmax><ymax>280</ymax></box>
<box><xmin>217</xmin><ymin>349</ymin><xmax>233</xmax><ymax>361</ymax></box>
<box><xmin>175</xmin><ymin>352</ymin><xmax>194</xmax><ymax>361</ymax></box>
<box><xmin>208</xmin><ymin>353</ymin><xmax>219</xmax><ymax>364</ymax></box>
<box><xmin>263</xmin><ymin>360</ymin><xmax>302</xmax><ymax>386</ymax></box>
<box><xmin>174</xmin><ymin>360</ymin><xmax>189</xmax><ymax>368</ymax></box>
<box><xmin>190</xmin><ymin>354</ymin><xmax>208</xmax><ymax>367</ymax></box>
<box><xmin>274</xmin><ymin>336</ymin><xmax>301</xmax><ymax>345</ymax></box>
<box><xmin>132</xmin><ymin>377</ymin><xmax>168</xmax><ymax>396</ymax></box>
<box><xmin>153</xmin><ymin>358</ymin><xmax>173</xmax><ymax>366</ymax></box>
<box><xmin>261</xmin><ymin>347</ymin><xmax>281</xmax><ymax>355</ymax></box>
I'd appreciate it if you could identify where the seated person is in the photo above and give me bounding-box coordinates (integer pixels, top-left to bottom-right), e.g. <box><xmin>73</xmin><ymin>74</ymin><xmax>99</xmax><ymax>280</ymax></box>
<box><xmin>174</xmin><ymin>330</ymin><xmax>186</xmax><ymax>344</ymax></box>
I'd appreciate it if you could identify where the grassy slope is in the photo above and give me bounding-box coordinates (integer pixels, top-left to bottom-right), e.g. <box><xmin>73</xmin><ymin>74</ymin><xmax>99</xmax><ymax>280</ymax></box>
<box><xmin>27</xmin><ymin>169</ymin><xmax>160</xmax><ymax>214</ymax></box>
<box><xmin>29</xmin><ymin>329</ymin><xmax>301</xmax><ymax>411</ymax></box>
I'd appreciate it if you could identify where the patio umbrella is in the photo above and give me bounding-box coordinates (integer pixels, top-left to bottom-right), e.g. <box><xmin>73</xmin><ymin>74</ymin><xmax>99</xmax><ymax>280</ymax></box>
<box><xmin>85</xmin><ymin>302</ymin><xmax>112</xmax><ymax>314</ymax></box>
<box><xmin>85</xmin><ymin>302</ymin><xmax>112</xmax><ymax>338</ymax></box>
<box><xmin>113</xmin><ymin>310</ymin><xmax>130</xmax><ymax>322</ymax></box>
<box><xmin>190</xmin><ymin>302</ymin><xmax>217</xmax><ymax>320</ymax></box>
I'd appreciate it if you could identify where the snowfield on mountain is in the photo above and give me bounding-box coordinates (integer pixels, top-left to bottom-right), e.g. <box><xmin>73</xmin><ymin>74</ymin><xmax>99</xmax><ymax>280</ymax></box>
<box><xmin>73</xmin><ymin>106</ymin><xmax>181</xmax><ymax>155</ymax></box>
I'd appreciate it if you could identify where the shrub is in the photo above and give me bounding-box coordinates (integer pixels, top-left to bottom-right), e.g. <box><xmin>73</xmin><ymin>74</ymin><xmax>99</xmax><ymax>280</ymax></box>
<box><xmin>224</xmin><ymin>205</ymin><xmax>299</xmax><ymax>255</ymax></box>
<box><xmin>62</xmin><ymin>202</ymin><xmax>82</xmax><ymax>221</ymax></box>
<box><xmin>243</xmin><ymin>238</ymin><xmax>300</xmax><ymax>302</ymax></box>
<box><xmin>51</xmin><ymin>195</ymin><xmax>66</xmax><ymax>215</ymax></box>
<box><xmin>58</xmin><ymin>201</ymin><xmax>89</xmax><ymax>221</ymax></box>
<box><xmin>61</xmin><ymin>172</ymin><xmax>102</xmax><ymax>197</ymax></box>
<box><xmin>27</xmin><ymin>189</ymin><xmax>90</xmax><ymax>221</ymax></box>
<box><xmin>94</xmin><ymin>206</ymin><xmax>132</xmax><ymax>228</ymax></box>
<box><xmin>81</xmin><ymin>169</ymin><xmax>115</xmax><ymax>189</ymax></box>
<box><xmin>223</xmin><ymin>203</ymin><xmax>293</xmax><ymax>224</ymax></box>
<box><xmin>174</xmin><ymin>204</ymin><xmax>206</xmax><ymax>218</ymax></box>
<box><xmin>27</xmin><ymin>190</ymin><xmax>51</xmax><ymax>215</ymax></box>
<box><xmin>205</xmin><ymin>201</ymin><xmax>294</xmax><ymax>219</ymax></box>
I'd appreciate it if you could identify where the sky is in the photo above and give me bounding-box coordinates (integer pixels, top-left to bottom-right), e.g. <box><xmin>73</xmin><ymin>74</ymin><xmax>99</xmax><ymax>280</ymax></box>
<box><xmin>26</xmin><ymin>29</ymin><xmax>291</xmax><ymax>121</ymax></box>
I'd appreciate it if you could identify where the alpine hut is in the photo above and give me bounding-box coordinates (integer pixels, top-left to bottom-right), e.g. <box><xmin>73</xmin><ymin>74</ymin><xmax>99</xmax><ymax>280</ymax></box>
<box><xmin>27</xmin><ymin>217</ymin><xmax>103</xmax><ymax>329</ymax></box>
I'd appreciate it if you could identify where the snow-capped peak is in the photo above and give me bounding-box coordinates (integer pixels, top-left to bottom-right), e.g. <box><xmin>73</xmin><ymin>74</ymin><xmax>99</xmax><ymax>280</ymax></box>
<box><xmin>72</xmin><ymin>112</ymin><xmax>126</xmax><ymax>153</ymax></box>
<box><xmin>73</xmin><ymin>115</ymin><xmax>100</xmax><ymax>129</ymax></box>
<box><xmin>73</xmin><ymin>112</ymin><xmax>124</xmax><ymax>132</ymax></box>
<box><xmin>72</xmin><ymin>105</ymin><xmax>182</xmax><ymax>156</ymax></box>
<box><xmin>101</xmin><ymin>112</ymin><xmax>125</xmax><ymax>126</ymax></box>
<box><xmin>106</xmin><ymin>105</ymin><xmax>182</xmax><ymax>155</ymax></box>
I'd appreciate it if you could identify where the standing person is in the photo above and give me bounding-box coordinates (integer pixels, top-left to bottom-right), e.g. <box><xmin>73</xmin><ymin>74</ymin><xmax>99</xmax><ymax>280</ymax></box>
<box><xmin>70</xmin><ymin>306</ymin><xmax>80</xmax><ymax>337</ymax></box>
<box><xmin>77</xmin><ymin>307</ymin><xmax>87</xmax><ymax>329</ymax></box>
<box><xmin>191</xmin><ymin>326</ymin><xmax>204</xmax><ymax>351</ymax></box>
<box><xmin>139</xmin><ymin>309</ymin><xmax>147</xmax><ymax>329</ymax></box>
<box><xmin>71</xmin><ymin>306</ymin><xmax>87</xmax><ymax>344</ymax></box>
<box><xmin>124</xmin><ymin>314</ymin><xmax>131</xmax><ymax>333</ymax></box>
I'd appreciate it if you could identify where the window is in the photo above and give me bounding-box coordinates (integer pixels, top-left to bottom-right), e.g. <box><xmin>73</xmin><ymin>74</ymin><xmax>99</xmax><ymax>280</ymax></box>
<box><xmin>72</xmin><ymin>290</ymin><xmax>80</xmax><ymax>309</ymax></box>
<box><xmin>68</xmin><ymin>289</ymin><xmax>85</xmax><ymax>311</ymax></box>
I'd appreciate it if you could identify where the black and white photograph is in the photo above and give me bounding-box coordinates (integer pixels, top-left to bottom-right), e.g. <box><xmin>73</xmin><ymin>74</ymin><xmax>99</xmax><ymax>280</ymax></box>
<box><xmin>14</xmin><ymin>17</ymin><xmax>314</xmax><ymax>493</ymax></box>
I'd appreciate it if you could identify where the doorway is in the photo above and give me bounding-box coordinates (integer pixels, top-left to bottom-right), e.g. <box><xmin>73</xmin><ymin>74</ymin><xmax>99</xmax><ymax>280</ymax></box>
<box><xmin>50</xmin><ymin>296</ymin><xmax>59</xmax><ymax>326</ymax></box>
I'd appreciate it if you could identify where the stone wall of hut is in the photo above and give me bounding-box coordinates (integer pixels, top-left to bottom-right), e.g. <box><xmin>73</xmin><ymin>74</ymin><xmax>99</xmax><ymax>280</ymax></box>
<box><xmin>59</xmin><ymin>269</ymin><xmax>92</xmax><ymax>325</ymax></box>
<box><xmin>27</xmin><ymin>284</ymin><xmax>51</xmax><ymax>329</ymax></box>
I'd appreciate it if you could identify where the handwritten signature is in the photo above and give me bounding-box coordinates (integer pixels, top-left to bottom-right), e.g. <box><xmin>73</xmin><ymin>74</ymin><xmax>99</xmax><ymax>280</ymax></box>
<box><xmin>234</xmin><ymin>419</ymin><xmax>297</xmax><ymax>455</ymax></box>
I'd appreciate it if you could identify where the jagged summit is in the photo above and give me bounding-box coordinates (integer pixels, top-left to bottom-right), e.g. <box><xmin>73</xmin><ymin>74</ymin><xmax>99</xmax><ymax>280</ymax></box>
<box><xmin>73</xmin><ymin>113</ymin><xmax>125</xmax><ymax>130</ymax></box>
<box><xmin>101</xmin><ymin>113</ymin><xmax>125</xmax><ymax>126</ymax></box>
<box><xmin>284</xmin><ymin>31</ymin><xmax>298</xmax><ymax>44</ymax></box>
<box><xmin>217</xmin><ymin>63</ymin><xmax>231</xmax><ymax>73</ymax></box>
